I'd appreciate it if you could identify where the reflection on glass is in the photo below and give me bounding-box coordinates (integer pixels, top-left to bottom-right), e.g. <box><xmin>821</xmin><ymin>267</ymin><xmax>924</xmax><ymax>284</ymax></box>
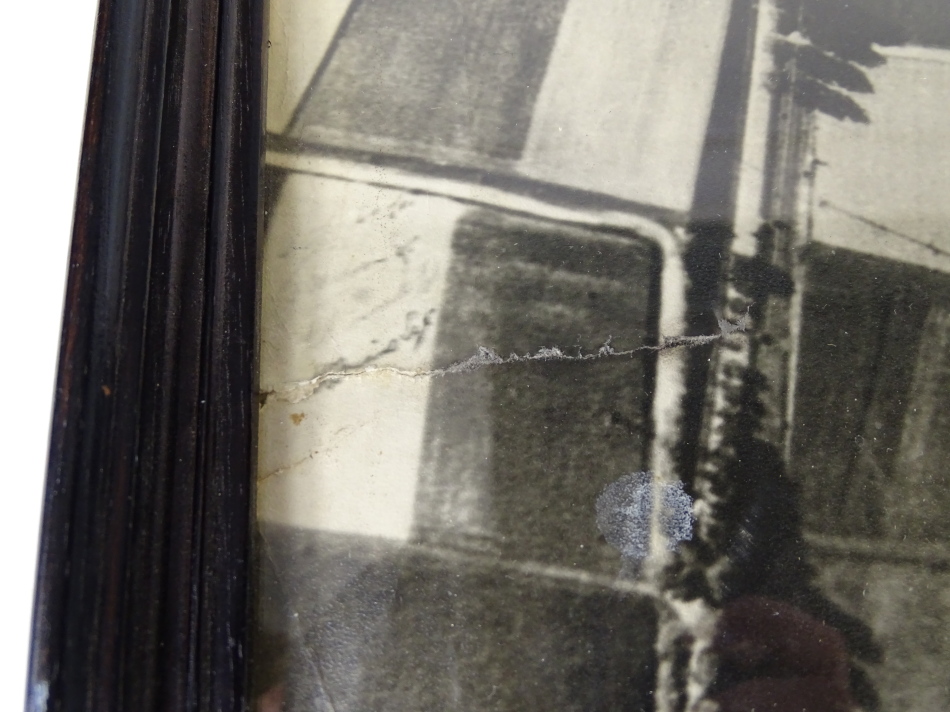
<box><xmin>254</xmin><ymin>1</ymin><xmax>950</xmax><ymax>710</ymax></box>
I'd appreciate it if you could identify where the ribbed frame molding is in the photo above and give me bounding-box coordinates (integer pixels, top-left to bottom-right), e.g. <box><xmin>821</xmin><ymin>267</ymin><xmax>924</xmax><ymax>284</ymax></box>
<box><xmin>27</xmin><ymin>0</ymin><xmax>264</xmax><ymax>709</ymax></box>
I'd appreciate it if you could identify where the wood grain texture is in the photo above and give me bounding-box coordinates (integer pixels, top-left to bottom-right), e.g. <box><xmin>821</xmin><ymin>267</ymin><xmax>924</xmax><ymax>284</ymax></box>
<box><xmin>27</xmin><ymin>0</ymin><xmax>264</xmax><ymax>710</ymax></box>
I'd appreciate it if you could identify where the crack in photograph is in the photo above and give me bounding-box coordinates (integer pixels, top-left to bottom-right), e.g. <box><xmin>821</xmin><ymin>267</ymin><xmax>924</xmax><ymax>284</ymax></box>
<box><xmin>252</xmin><ymin>1</ymin><xmax>950</xmax><ymax>710</ymax></box>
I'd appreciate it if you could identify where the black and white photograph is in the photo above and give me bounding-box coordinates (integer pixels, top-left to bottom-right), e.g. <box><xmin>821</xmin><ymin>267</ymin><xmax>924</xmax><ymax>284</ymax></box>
<box><xmin>253</xmin><ymin>1</ymin><xmax>950</xmax><ymax>710</ymax></box>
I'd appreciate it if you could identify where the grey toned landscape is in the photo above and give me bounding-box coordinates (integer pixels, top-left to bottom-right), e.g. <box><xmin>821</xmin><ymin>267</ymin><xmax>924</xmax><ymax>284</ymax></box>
<box><xmin>255</xmin><ymin>1</ymin><xmax>950</xmax><ymax>710</ymax></box>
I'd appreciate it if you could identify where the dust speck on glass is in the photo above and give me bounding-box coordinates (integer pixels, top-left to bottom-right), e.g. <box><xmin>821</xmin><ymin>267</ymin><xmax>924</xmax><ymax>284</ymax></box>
<box><xmin>253</xmin><ymin>1</ymin><xmax>950</xmax><ymax>711</ymax></box>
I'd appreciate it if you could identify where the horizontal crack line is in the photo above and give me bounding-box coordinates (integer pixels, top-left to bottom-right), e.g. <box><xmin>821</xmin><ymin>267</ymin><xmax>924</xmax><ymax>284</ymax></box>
<box><xmin>261</xmin><ymin>313</ymin><xmax>750</xmax><ymax>405</ymax></box>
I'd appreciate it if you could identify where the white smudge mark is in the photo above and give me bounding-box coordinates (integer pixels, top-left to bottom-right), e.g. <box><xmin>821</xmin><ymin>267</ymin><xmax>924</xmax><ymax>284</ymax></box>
<box><xmin>595</xmin><ymin>472</ymin><xmax>694</xmax><ymax>564</ymax></box>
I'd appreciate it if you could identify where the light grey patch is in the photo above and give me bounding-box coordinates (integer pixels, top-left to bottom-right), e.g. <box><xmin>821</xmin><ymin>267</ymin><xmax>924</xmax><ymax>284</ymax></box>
<box><xmin>717</xmin><ymin>306</ymin><xmax>752</xmax><ymax>336</ymax></box>
<box><xmin>660</xmin><ymin>479</ymin><xmax>695</xmax><ymax>551</ymax></box>
<box><xmin>595</xmin><ymin>472</ymin><xmax>695</xmax><ymax>566</ymax></box>
<box><xmin>596</xmin><ymin>472</ymin><xmax>654</xmax><ymax>562</ymax></box>
<box><xmin>443</xmin><ymin>345</ymin><xmax>506</xmax><ymax>374</ymax></box>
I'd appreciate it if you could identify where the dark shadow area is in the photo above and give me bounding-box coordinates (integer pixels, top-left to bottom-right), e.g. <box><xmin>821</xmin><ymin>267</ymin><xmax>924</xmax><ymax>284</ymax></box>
<box><xmin>775</xmin><ymin>0</ymin><xmax>908</xmax><ymax>123</ymax></box>
<box><xmin>260</xmin><ymin>162</ymin><xmax>289</xmax><ymax>237</ymax></box>
<box><xmin>789</xmin><ymin>75</ymin><xmax>871</xmax><ymax>123</ymax></box>
<box><xmin>680</xmin><ymin>0</ymin><xmax>758</xmax><ymax>492</ymax></box>
<box><xmin>254</xmin><ymin>525</ymin><xmax>659</xmax><ymax>712</ymax></box>
<box><xmin>871</xmin><ymin>0</ymin><xmax>950</xmax><ymax>50</ymax></box>
<box><xmin>411</xmin><ymin>207</ymin><xmax>661</xmax><ymax>573</ymax></box>
<box><xmin>288</xmin><ymin>0</ymin><xmax>569</xmax><ymax>162</ymax></box>
<box><xmin>687</xmin><ymin>239</ymin><xmax>884</xmax><ymax>711</ymax></box>
<box><xmin>707</xmin><ymin>340</ymin><xmax>884</xmax><ymax>711</ymax></box>
<box><xmin>791</xmin><ymin>246</ymin><xmax>950</xmax><ymax>541</ymax></box>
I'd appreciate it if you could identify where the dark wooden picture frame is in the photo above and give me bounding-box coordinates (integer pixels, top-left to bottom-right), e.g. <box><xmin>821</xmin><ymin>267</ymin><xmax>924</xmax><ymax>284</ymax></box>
<box><xmin>28</xmin><ymin>0</ymin><xmax>265</xmax><ymax>709</ymax></box>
